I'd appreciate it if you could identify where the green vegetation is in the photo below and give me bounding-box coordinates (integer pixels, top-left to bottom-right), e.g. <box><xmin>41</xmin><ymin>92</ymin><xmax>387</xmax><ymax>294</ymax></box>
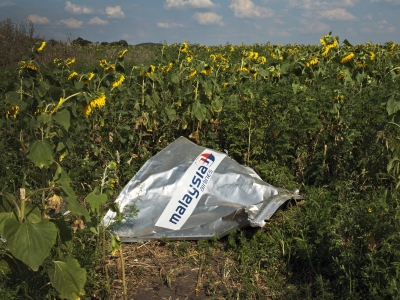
<box><xmin>1</xmin><ymin>19</ymin><xmax>400</xmax><ymax>299</ymax></box>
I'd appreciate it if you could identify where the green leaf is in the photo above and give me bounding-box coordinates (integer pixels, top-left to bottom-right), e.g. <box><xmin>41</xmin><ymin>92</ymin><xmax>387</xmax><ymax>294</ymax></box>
<box><xmin>53</xmin><ymin>164</ymin><xmax>71</xmax><ymax>186</ymax></box>
<box><xmin>86</xmin><ymin>192</ymin><xmax>108</xmax><ymax>214</ymax></box>
<box><xmin>50</xmin><ymin>87</ymin><xmax>63</xmax><ymax>102</ymax></box>
<box><xmin>165</xmin><ymin>107</ymin><xmax>176</xmax><ymax>121</ymax></box>
<box><xmin>36</xmin><ymin>80</ymin><xmax>50</xmax><ymax>97</ymax></box>
<box><xmin>192</xmin><ymin>102</ymin><xmax>208</xmax><ymax>122</ymax></box>
<box><xmin>48</xmin><ymin>258</ymin><xmax>86</xmax><ymax>300</ymax></box>
<box><xmin>61</xmin><ymin>185</ymin><xmax>90</xmax><ymax>220</ymax></box>
<box><xmin>0</xmin><ymin>193</ymin><xmax>14</xmax><ymax>212</ymax></box>
<box><xmin>145</xmin><ymin>94</ymin><xmax>154</xmax><ymax>108</ymax></box>
<box><xmin>356</xmin><ymin>72</ymin><xmax>366</xmax><ymax>83</ymax></box>
<box><xmin>0</xmin><ymin>212</ymin><xmax>15</xmax><ymax>234</ymax></box>
<box><xmin>3</xmin><ymin>218</ymin><xmax>57</xmax><ymax>271</ymax></box>
<box><xmin>53</xmin><ymin>109</ymin><xmax>70</xmax><ymax>131</ymax></box>
<box><xmin>292</xmin><ymin>83</ymin><xmax>299</xmax><ymax>95</ymax></box>
<box><xmin>387</xmin><ymin>95</ymin><xmax>400</xmax><ymax>115</ymax></box>
<box><xmin>6</xmin><ymin>91</ymin><xmax>20</xmax><ymax>102</ymax></box>
<box><xmin>211</xmin><ymin>98</ymin><xmax>223</xmax><ymax>113</ymax></box>
<box><xmin>0</xmin><ymin>259</ymin><xmax>11</xmax><ymax>274</ymax></box>
<box><xmin>152</xmin><ymin>91</ymin><xmax>160</xmax><ymax>105</ymax></box>
<box><xmin>25</xmin><ymin>205</ymin><xmax>42</xmax><ymax>224</ymax></box>
<box><xmin>26</xmin><ymin>140</ymin><xmax>54</xmax><ymax>169</ymax></box>
<box><xmin>74</xmin><ymin>80</ymin><xmax>83</xmax><ymax>90</ymax></box>
<box><xmin>171</xmin><ymin>74</ymin><xmax>180</xmax><ymax>84</ymax></box>
<box><xmin>343</xmin><ymin>39</ymin><xmax>353</xmax><ymax>47</ymax></box>
<box><xmin>52</xmin><ymin>218</ymin><xmax>72</xmax><ymax>244</ymax></box>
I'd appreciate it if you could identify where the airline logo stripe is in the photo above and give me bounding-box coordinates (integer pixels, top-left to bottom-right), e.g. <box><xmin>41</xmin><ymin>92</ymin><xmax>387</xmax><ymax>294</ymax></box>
<box><xmin>155</xmin><ymin>149</ymin><xmax>226</xmax><ymax>230</ymax></box>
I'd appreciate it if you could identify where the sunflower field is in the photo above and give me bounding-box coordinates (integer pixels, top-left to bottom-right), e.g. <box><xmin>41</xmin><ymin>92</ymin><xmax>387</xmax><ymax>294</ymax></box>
<box><xmin>1</xmin><ymin>31</ymin><xmax>400</xmax><ymax>299</ymax></box>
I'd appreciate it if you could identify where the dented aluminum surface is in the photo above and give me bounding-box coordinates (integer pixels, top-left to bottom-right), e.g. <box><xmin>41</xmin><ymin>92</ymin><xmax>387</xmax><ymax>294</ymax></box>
<box><xmin>104</xmin><ymin>137</ymin><xmax>302</xmax><ymax>242</ymax></box>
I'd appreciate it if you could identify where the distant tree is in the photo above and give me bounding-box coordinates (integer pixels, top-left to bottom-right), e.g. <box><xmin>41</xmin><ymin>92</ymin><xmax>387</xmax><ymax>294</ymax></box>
<box><xmin>118</xmin><ymin>39</ymin><xmax>128</xmax><ymax>46</ymax></box>
<box><xmin>47</xmin><ymin>38</ymin><xmax>61</xmax><ymax>46</ymax></box>
<box><xmin>109</xmin><ymin>40</ymin><xmax>129</xmax><ymax>46</ymax></box>
<box><xmin>135</xmin><ymin>42</ymin><xmax>162</xmax><ymax>47</ymax></box>
<box><xmin>72</xmin><ymin>37</ymin><xmax>92</xmax><ymax>46</ymax></box>
<box><xmin>100</xmin><ymin>41</ymin><xmax>109</xmax><ymax>46</ymax></box>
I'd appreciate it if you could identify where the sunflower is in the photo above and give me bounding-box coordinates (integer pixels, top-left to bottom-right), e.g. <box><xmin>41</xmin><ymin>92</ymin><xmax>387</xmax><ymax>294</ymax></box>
<box><xmin>181</xmin><ymin>42</ymin><xmax>188</xmax><ymax>53</ymax></box>
<box><xmin>68</xmin><ymin>71</ymin><xmax>78</xmax><ymax>80</ymax></box>
<box><xmin>160</xmin><ymin>62</ymin><xmax>173</xmax><ymax>73</ymax></box>
<box><xmin>53</xmin><ymin>58</ymin><xmax>63</xmax><ymax>67</ymax></box>
<box><xmin>83</xmin><ymin>94</ymin><xmax>106</xmax><ymax>118</ymax></box>
<box><xmin>217</xmin><ymin>54</ymin><xmax>228</xmax><ymax>62</ymax></box>
<box><xmin>82</xmin><ymin>72</ymin><xmax>95</xmax><ymax>84</ymax></box>
<box><xmin>5</xmin><ymin>105</ymin><xmax>19</xmax><ymax>119</ymax></box>
<box><xmin>100</xmin><ymin>59</ymin><xmax>107</xmax><ymax>67</ymax></box>
<box><xmin>66</xmin><ymin>58</ymin><xmax>76</xmax><ymax>66</ymax></box>
<box><xmin>112</xmin><ymin>74</ymin><xmax>125</xmax><ymax>87</ymax></box>
<box><xmin>118</xmin><ymin>49</ymin><xmax>128</xmax><ymax>59</ymax></box>
<box><xmin>369</xmin><ymin>52</ymin><xmax>375</xmax><ymax>60</ymax></box>
<box><xmin>305</xmin><ymin>57</ymin><xmax>319</xmax><ymax>67</ymax></box>
<box><xmin>140</xmin><ymin>65</ymin><xmax>156</xmax><ymax>77</ymax></box>
<box><xmin>37</xmin><ymin>41</ymin><xmax>46</xmax><ymax>52</ymax></box>
<box><xmin>247</xmin><ymin>51</ymin><xmax>259</xmax><ymax>60</ymax></box>
<box><xmin>341</xmin><ymin>53</ymin><xmax>355</xmax><ymax>64</ymax></box>
<box><xmin>188</xmin><ymin>69</ymin><xmax>197</xmax><ymax>78</ymax></box>
<box><xmin>104</xmin><ymin>65</ymin><xmax>116</xmax><ymax>72</ymax></box>
<box><xmin>50</xmin><ymin>98</ymin><xmax>63</xmax><ymax>114</ymax></box>
<box><xmin>201</xmin><ymin>65</ymin><xmax>213</xmax><ymax>75</ymax></box>
<box><xmin>257</xmin><ymin>56</ymin><xmax>267</xmax><ymax>64</ymax></box>
<box><xmin>236</xmin><ymin>65</ymin><xmax>249</xmax><ymax>73</ymax></box>
<box><xmin>186</xmin><ymin>54</ymin><xmax>193</xmax><ymax>62</ymax></box>
<box><xmin>20</xmin><ymin>61</ymin><xmax>37</xmax><ymax>71</ymax></box>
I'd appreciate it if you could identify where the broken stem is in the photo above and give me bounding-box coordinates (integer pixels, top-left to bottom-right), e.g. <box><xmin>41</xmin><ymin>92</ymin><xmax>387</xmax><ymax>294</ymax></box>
<box><xmin>195</xmin><ymin>250</ymin><xmax>204</xmax><ymax>296</ymax></box>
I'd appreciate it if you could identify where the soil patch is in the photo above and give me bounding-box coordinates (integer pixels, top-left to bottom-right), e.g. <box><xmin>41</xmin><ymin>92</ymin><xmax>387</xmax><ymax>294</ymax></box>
<box><xmin>108</xmin><ymin>240</ymin><xmax>229</xmax><ymax>300</ymax></box>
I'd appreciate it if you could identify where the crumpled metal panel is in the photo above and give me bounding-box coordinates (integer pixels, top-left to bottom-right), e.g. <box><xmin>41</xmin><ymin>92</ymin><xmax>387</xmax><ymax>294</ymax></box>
<box><xmin>104</xmin><ymin>137</ymin><xmax>301</xmax><ymax>242</ymax></box>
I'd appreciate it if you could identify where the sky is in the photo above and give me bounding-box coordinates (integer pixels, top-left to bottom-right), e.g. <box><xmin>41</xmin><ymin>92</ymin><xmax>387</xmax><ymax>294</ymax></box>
<box><xmin>0</xmin><ymin>0</ymin><xmax>399</xmax><ymax>45</ymax></box>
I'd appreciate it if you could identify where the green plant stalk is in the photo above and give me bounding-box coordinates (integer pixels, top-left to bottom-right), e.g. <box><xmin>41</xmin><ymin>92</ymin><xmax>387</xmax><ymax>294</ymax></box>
<box><xmin>99</xmin><ymin>165</ymin><xmax>111</xmax><ymax>294</ymax></box>
<box><xmin>20</xmin><ymin>197</ymin><xmax>25</xmax><ymax>224</ymax></box>
<box><xmin>194</xmin><ymin>78</ymin><xmax>199</xmax><ymax>102</ymax></box>
<box><xmin>247</xmin><ymin>118</ymin><xmax>252</xmax><ymax>166</ymax></box>
<box><xmin>0</xmin><ymin>192</ymin><xmax>21</xmax><ymax>220</ymax></box>
<box><xmin>101</xmin><ymin>220</ymin><xmax>111</xmax><ymax>296</ymax></box>
<box><xmin>41</xmin><ymin>169</ymin><xmax>46</xmax><ymax>217</ymax></box>
<box><xmin>120</xmin><ymin>245</ymin><xmax>127</xmax><ymax>300</ymax></box>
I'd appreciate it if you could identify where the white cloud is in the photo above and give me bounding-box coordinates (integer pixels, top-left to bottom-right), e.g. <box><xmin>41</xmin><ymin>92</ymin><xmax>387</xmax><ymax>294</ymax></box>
<box><xmin>268</xmin><ymin>27</ymin><xmax>291</xmax><ymax>37</ymax></box>
<box><xmin>157</xmin><ymin>22</ymin><xmax>185</xmax><ymax>28</ymax></box>
<box><xmin>289</xmin><ymin>0</ymin><xmax>358</xmax><ymax>9</ymax></box>
<box><xmin>27</xmin><ymin>14</ymin><xmax>50</xmax><ymax>24</ymax></box>
<box><xmin>274</xmin><ymin>18</ymin><xmax>285</xmax><ymax>24</ymax></box>
<box><xmin>88</xmin><ymin>17</ymin><xmax>109</xmax><ymax>25</ymax></box>
<box><xmin>370</xmin><ymin>0</ymin><xmax>400</xmax><ymax>3</ymax></box>
<box><xmin>0</xmin><ymin>1</ymin><xmax>15</xmax><ymax>7</ymax></box>
<box><xmin>165</xmin><ymin>0</ymin><xmax>218</xmax><ymax>9</ymax></box>
<box><xmin>298</xmin><ymin>19</ymin><xmax>329</xmax><ymax>33</ymax></box>
<box><xmin>375</xmin><ymin>19</ymin><xmax>396</xmax><ymax>32</ymax></box>
<box><xmin>315</xmin><ymin>8</ymin><xmax>357</xmax><ymax>20</ymax></box>
<box><xmin>193</xmin><ymin>12</ymin><xmax>224</xmax><ymax>25</ymax></box>
<box><xmin>365</xmin><ymin>14</ymin><xmax>373</xmax><ymax>20</ymax></box>
<box><xmin>59</xmin><ymin>18</ymin><xmax>83</xmax><ymax>28</ymax></box>
<box><xmin>105</xmin><ymin>6</ymin><xmax>125</xmax><ymax>18</ymax></box>
<box><xmin>230</xmin><ymin>0</ymin><xmax>274</xmax><ymax>18</ymax></box>
<box><xmin>360</xmin><ymin>27</ymin><xmax>372</xmax><ymax>33</ymax></box>
<box><xmin>347</xmin><ymin>27</ymin><xmax>357</xmax><ymax>35</ymax></box>
<box><xmin>64</xmin><ymin>1</ymin><xmax>94</xmax><ymax>14</ymax></box>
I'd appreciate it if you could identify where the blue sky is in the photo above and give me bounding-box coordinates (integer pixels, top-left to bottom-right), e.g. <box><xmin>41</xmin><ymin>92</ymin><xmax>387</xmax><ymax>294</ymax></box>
<box><xmin>0</xmin><ymin>0</ymin><xmax>399</xmax><ymax>45</ymax></box>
